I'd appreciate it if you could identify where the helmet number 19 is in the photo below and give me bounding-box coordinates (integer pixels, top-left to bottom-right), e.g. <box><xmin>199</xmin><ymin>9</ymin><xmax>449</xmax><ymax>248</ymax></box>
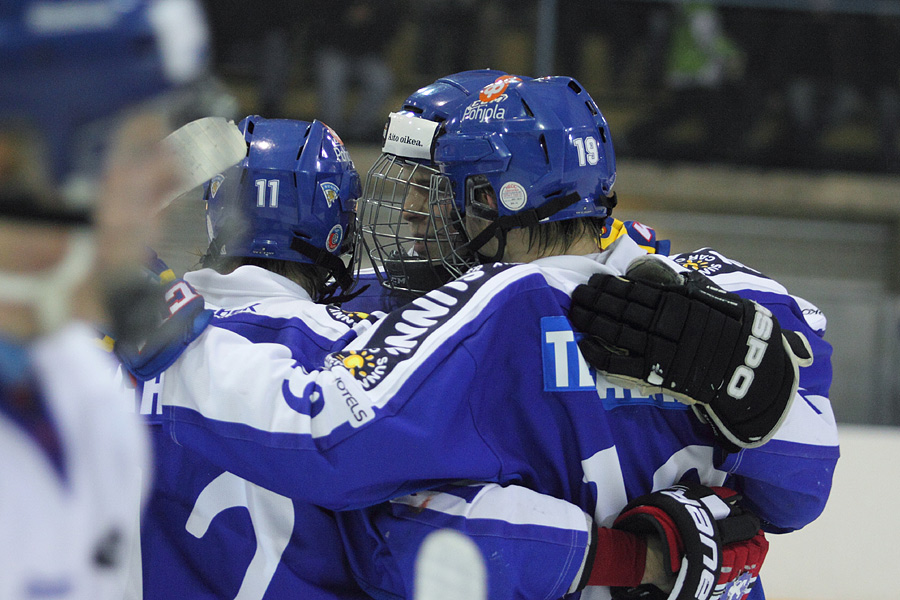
<box><xmin>573</xmin><ymin>137</ymin><xmax>600</xmax><ymax>167</ymax></box>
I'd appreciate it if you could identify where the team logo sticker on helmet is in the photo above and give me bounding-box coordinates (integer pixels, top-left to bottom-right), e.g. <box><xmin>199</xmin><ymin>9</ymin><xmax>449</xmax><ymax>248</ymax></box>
<box><xmin>479</xmin><ymin>75</ymin><xmax>521</xmax><ymax>103</ymax></box>
<box><xmin>209</xmin><ymin>174</ymin><xmax>225</xmax><ymax>198</ymax></box>
<box><xmin>326</xmin><ymin>224</ymin><xmax>343</xmax><ymax>252</ymax></box>
<box><xmin>324</xmin><ymin>124</ymin><xmax>354</xmax><ymax>165</ymax></box>
<box><xmin>463</xmin><ymin>76</ymin><xmax>522</xmax><ymax>123</ymax></box>
<box><xmin>462</xmin><ymin>99</ymin><xmax>508</xmax><ymax>123</ymax></box>
<box><xmin>321</xmin><ymin>182</ymin><xmax>340</xmax><ymax>208</ymax></box>
<box><xmin>325</xmin><ymin>124</ymin><xmax>343</xmax><ymax>145</ymax></box>
<box><xmin>499</xmin><ymin>181</ymin><xmax>527</xmax><ymax>211</ymax></box>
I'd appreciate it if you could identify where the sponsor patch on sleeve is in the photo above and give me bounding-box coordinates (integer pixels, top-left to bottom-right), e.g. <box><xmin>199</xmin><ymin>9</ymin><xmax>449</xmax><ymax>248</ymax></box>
<box><xmin>671</xmin><ymin>248</ymin><xmax>767</xmax><ymax>278</ymax></box>
<box><xmin>541</xmin><ymin>316</ymin><xmax>595</xmax><ymax>392</ymax></box>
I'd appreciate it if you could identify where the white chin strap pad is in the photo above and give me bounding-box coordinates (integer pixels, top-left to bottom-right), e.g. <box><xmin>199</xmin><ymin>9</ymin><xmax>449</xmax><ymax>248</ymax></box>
<box><xmin>0</xmin><ymin>231</ymin><xmax>96</xmax><ymax>333</ymax></box>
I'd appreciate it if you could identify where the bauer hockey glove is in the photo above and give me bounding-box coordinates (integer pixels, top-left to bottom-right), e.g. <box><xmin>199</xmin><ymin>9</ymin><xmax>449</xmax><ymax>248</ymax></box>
<box><xmin>569</xmin><ymin>255</ymin><xmax>813</xmax><ymax>450</ymax></box>
<box><xmin>111</xmin><ymin>251</ymin><xmax>212</xmax><ymax>381</ymax></box>
<box><xmin>581</xmin><ymin>483</ymin><xmax>768</xmax><ymax>600</ymax></box>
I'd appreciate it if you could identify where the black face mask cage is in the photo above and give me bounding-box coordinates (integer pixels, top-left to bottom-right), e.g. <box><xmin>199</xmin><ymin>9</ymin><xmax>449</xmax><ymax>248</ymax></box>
<box><xmin>359</xmin><ymin>153</ymin><xmax>468</xmax><ymax>296</ymax></box>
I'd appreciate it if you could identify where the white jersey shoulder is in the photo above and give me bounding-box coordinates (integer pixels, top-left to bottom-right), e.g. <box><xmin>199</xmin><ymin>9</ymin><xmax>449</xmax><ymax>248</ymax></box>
<box><xmin>186</xmin><ymin>265</ymin><xmax>376</xmax><ymax>339</ymax></box>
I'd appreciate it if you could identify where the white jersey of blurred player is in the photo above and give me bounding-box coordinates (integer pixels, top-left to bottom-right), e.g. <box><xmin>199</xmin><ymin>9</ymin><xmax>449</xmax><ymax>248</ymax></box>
<box><xmin>0</xmin><ymin>326</ymin><xmax>150</xmax><ymax>598</ymax></box>
<box><xmin>0</xmin><ymin>0</ymin><xmax>212</xmax><ymax>597</ymax></box>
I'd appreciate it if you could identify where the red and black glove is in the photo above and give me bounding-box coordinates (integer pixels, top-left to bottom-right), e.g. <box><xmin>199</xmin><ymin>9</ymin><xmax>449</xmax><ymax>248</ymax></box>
<box><xmin>579</xmin><ymin>483</ymin><xmax>768</xmax><ymax>600</ymax></box>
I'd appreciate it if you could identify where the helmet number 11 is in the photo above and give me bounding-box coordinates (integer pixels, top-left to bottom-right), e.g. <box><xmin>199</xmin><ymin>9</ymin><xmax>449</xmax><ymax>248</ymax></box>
<box><xmin>255</xmin><ymin>178</ymin><xmax>280</xmax><ymax>208</ymax></box>
<box><xmin>573</xmin><ymin>137</ymin><xmax>600</xmax><ymax>167</ymax></box>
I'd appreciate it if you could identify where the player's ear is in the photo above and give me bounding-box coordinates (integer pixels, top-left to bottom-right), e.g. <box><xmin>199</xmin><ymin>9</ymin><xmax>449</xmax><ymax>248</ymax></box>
<box><xmin>477</xmin><ymin>186</ymin><xmax>497</xmax><ymax>211</ymax></box>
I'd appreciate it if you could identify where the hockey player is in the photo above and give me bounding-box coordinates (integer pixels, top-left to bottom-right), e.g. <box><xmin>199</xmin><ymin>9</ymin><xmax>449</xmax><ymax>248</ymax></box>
<box><xmin>134</xmin><ymin>115</ymin><xmax>615</xmax><ymax>600</ymax></box>
<box><xmin>347</xmin><ymin>69</ymin><xmax>669</xmax><ymax>314</ymax></box>
<box><xmin>0</xmin><ymin>0</ymin><xmax>210</xmax><ymax>597</ymax></box>
<box><xmin>157</xmin><ymin>78</ymin><xmax>838</xmax><ymax>600</ymax></box>
<box><xmin>336</xmin><ymin>74</ymin><xmax>828</xmax><ymax>600</ymax></box>
<box><xmin>133</xmin><ymin>115</ymin><xmax>373</xmax><ymax>599</ymax></box>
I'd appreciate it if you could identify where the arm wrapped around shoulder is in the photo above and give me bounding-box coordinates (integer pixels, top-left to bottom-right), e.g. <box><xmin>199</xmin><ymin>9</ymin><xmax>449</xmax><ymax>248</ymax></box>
<box><xmin>569</xmin><ymin>255</ymin><xmax>813</xmax><ymax>450</ymax></box>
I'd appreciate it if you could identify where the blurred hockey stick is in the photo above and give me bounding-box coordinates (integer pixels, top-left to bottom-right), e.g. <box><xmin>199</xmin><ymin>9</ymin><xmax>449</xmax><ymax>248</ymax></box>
<box><xmin>414</xmin><ymin>529</ymin><xmax>487</xmax><ymax>600</ymax></box>
<box><xmin>158</xmin><ymin>116</ymin><xmax>246</xmax><ymax>212</ymax></box>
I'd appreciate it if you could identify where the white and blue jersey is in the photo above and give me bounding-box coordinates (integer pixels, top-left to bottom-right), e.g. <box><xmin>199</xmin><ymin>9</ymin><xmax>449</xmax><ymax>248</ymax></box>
<box><xmin>137</xmin><ymin>265</ymin><xmax>595</xmax><ymax>600</ymax></box>
<box><xmin>160</xmin><ymin>239</ymin><xmax>838</xmax><ymax>600</ymax></box>
<box><xmin>133</xmin><ymin>266</ymin><xmax>380</xmax><ymax>599</ymax></box>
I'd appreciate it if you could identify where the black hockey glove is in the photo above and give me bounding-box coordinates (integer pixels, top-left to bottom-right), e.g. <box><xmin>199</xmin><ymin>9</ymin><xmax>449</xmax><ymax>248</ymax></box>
<box><xmin>570</xmin><ymin>255</ymin><xmax>813</xmax><ymax>450</ymax></box>
<box><xmin>610</xmin><ymin>484</ymin><xmax>768</xmax><ymax>600</ymax></box>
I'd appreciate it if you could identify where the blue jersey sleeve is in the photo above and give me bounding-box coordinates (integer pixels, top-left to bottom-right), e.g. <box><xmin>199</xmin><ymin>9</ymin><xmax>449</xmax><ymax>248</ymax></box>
<box><xmin>162</xmin><ymin>264</ymin><xmax>547</xmax><ymax>509</ymax></box>
<box><xmin>717</xmin><ymin>289</ymin><xmax>839</xmax><ymax>532</ymax></box>
<box><xmin>670</xmin><ymin>248</ymin><xmax>840</xmax><ymax>532</ymax></box>
<box><xmin>339</xmin><ymin>483</ymin><xmax>591</xmax><ymax>600</ymax></box>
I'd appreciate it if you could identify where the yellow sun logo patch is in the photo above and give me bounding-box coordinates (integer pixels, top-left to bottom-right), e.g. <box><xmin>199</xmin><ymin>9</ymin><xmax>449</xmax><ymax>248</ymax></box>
<box><xmin>681</xmin><ymin>258</ymin><xmax>710</xmax><ymax>271</ymax></box>
<box><xmin>674</xmin><ymin>253</ymin><xmax>723</xmax><ymax>276</ymax></box>
<box><xmin>340</xmin><ymin>351</ymin><xmax>379</xmax><ymax>378</ymax></box>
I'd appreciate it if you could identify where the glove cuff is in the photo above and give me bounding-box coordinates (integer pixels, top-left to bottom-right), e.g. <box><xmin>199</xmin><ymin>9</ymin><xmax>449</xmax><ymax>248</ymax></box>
<box><xmin>612</xmin><ymin>484</ymin><xmax>729</xmax><ymax>600</ymax></box>
<box><xmin>585</xmin><ymin>527</ymin><xmax>647</xmax><ymax>588</ymax></box>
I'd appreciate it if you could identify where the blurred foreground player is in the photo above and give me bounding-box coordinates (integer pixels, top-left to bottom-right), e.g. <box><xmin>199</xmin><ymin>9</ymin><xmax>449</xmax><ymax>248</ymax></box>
<box><xmin>0</xmin><ymin>0</ymin><xmax>210</xmax><ymax>597</ymax></box>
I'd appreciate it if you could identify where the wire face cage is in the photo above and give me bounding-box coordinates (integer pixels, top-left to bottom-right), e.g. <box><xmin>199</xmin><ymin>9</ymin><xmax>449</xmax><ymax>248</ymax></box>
<box><xmin>358</xmin><ymin>153</ymin><xmax>469</xmax><ymax>295</ymax></box>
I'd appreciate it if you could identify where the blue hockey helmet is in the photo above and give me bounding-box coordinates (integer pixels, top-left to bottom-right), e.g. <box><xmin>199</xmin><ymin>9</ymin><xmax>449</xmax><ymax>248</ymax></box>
<box><xmin>0</xmin><ymin>0</ymin><xmax>211</xmax><ymax>216</ymax></box>
<box><xmin>362</xmin><ymin>71</ymin><xmax>534</xmax><ymax>294</ymax></box>
<box><xmin>203</xmin><ymin>116</ymin><xmax>361</xmax><ymax>297</ymax></box>
<box><xmin>435</xmin><ymin>75</ymin><xmax>616</xmax><ymax>224</ymax></box>
<box><xmin>431</xmin><ymin>76</ymin><xmax>617</xmax><ymax>265</ymax></box>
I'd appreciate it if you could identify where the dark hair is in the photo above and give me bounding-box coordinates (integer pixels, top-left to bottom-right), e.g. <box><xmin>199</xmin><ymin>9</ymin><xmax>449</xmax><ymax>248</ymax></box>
<box><xmin>523</xmin><ymin>216</ymin><xmax>607</xmax><ymax>256</ymax></box>
<box><xmin>472</xmin><ymin>184</ymin><xmax>605</xmax><ymax>257</ymax></box>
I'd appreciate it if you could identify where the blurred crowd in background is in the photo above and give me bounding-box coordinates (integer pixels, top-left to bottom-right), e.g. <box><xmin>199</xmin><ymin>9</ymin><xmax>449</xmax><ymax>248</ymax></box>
<box><xmin>201</xmin><ymin>0</ymin><xmax>900</xmax><ymax>174</ymax></box>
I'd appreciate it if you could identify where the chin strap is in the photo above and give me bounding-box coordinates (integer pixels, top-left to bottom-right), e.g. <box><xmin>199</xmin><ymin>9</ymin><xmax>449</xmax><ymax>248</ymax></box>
<box><xmin>289</xmin><ymin>236</ymin><xmax>366</xmax><ymax>304</ymax></box>
<box><xmin>0</xmin><ymin>231</ymin><xmax>96</xmax><ymax>333</ymax></box>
